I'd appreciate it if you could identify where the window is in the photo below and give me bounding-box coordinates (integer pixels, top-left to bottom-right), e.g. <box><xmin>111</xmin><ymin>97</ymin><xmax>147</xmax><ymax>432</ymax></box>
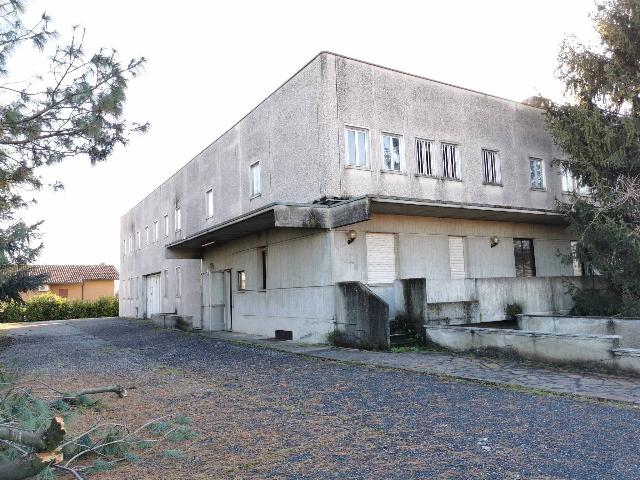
<box><xmin>153</xmin><ymin>221</ymin><xmax>158</xmax><ymax>242</ymax></box>
<box><xmin>482</xmin><ymin>149</ymin><xmax>501</xmax><ymax>185</ymax></box>
<box><xmin>250</xmin><ymin>162</ymin><xmax>261</xmax><ymax>197</ymax></box>
<box><xmin>175</xmin><ymin>207</ymin><xmax>181</xmax><ymax>232</ymax></box>
<box><xmin>58</xmin><ymin>288</ymin><xmax>68</xmax><ymax>298</ymax></box>
<box><xmin>258</xmin><ymin>247</ymin><xmax>267</xmax><ymax>290</ymax></box>
<box><xmin>163</xmin><ymin>269</ymin><xmax>168</xmax><ymax>297</ymax></box>
<box><xmin>136</xmin><ymin>231</ymin><xmax>141</xmax><ymax>250</ymax></box>
<box><xmin>37</xmin><ymin>284</ymin><xmax>49</xmax><ymax>292</ymax></box>
<box><xmin>128</xmin><ymin>234</ymin><xmax>133</xmax><ymax>253</ymax></box>
<box><xmin>123</xmin><ymin>239</ymin><xmax>126</xmax><ymax>256</ymax></box>
<box><xmin>237</xmin><ymin>270</ymin><xmax>246</xmax><ymax>290</ymax></box>
<box><xmin>144</xmin><ymin>226</ymin><xmax>149</xmax><ymax>246</ymax></box>
<box><xmin>345</xmin><ymin>126</ymin><xmax>368</xmax><ymax>167</ymax></box>
<box><xmin>529</xmin><ymin>158</ymin><xmax>545</xmax><ymax>189</ymax></box>
<box><xmin>448</xmin><ymin>236</ymin><xmax>466</xmax><ymax>279</ymax></box>
<box><xmin>175</xmin><ymin>266</ymin><xmax>182</xmax><ymax>298</ymax></box>
<box><xmin>416</xmin><ymin>138</ymin><xmax>434</xmax><ymax>176</ymax></box>
<box><xmin>442</xmin><ymin>143</ymin><xmax>460</xmax><ymax>180</ymax></box>
<box><xmin>381</xmin><ymin>133</ymin><xmax>402</xmax><ymax>171</ymax></box>
<box><xmin>561</xmin><ymin>166</ymin><xmax>589</xmax><ymax>195</ymax></box>
<box><xmin>514</xmin><ymin>238</ymin><xmax>536</xmax><ymax>277</ymax></box>
<box><xmin>205</xmin><ymin>189</ymin><xmax>214</xmax><ymax>218</ymax></box>
<box><xmin>164</xmin><ymin>215</ymin><xmax>169</xmax><ymax>237</ymax></box>
<box><xmin>571</xmin><ymin>240</ymin><xmax>582</xmax><ymax>276</ymax></box>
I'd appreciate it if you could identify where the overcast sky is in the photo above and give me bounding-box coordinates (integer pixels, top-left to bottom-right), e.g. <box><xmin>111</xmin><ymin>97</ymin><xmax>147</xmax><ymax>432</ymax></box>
<box><xmin>18</xmin><ymin>0</ymin><xmax>598</xmax><ymax>269</ymax></box>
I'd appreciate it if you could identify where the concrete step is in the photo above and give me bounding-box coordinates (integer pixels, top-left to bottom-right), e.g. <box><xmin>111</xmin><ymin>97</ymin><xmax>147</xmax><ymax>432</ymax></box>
<box><xmin>611</xmin><ymin>348</ymin><xmax>640</xmax><ymax>375</ymax></box>
<box><xmin>390</xmin><ymin>332</ymin><xmax>418</xmax><ymax>347</ymax></box>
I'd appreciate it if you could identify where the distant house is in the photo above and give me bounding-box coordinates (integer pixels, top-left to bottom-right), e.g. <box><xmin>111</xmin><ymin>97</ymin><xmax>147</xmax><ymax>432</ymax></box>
<box><xmin>25</xmin><ymin>265</ymin><xmax>119</xmax><ymax>300</ymax></box>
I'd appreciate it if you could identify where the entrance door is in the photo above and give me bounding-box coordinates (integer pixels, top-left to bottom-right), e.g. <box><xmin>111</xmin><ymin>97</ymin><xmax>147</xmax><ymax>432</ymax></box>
<box><xmin>202</xmin><ymin>270</ymin><xmax>226</xmax><ymax>330</ymax></box>
<box><xmin>223</xmin><ymin>269</ymin><xmax>232</xmax><ymax>331</ymax></box>
<box><xmin>145</xmin><ymin>274</ymin><xmax>161</xmax><ymax>317</ymax></box>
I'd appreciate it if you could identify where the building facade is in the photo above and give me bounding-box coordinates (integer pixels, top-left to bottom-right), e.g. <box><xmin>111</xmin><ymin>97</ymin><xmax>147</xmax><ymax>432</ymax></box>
<box><xmin>25</xmin><ymin>264</ymin><xmax>118</xmax><ymax>301</ymax></box>
<box><xmin>120</xmin><ymin>52</ymin><xmax>590</xmax><ymax>342</ymax></box>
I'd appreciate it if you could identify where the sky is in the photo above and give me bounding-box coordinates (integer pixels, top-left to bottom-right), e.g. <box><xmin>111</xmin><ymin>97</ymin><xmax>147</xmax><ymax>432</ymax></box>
<box><xmin>16</xmin><ymin>0</ymin><xmax>599</xmax><ymax>269</ymax></box>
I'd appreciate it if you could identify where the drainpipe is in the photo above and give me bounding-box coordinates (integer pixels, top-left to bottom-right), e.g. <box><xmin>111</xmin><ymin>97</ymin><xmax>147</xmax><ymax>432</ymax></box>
<box><xmin>81</xmin><ymin>281</ymin><xmax>84</xmax><ymax>300</ymax></box>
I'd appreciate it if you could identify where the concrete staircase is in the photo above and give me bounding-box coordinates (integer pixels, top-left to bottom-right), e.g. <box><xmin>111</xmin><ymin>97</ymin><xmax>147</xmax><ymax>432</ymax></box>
<box><xmin>389</xmin><ymin>318</ymin><xmax>418</xmax><ymax>347</ymax></box>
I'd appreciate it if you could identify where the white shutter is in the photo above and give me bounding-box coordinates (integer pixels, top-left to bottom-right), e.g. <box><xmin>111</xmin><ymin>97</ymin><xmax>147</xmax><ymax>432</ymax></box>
<box><xmin>448</xmin><ymin>236</ymin><xmax>466</xmax><ymax>279</ymax></box>
<box><xmin>366</xmin><ymin>233</ymin><xmax>396</xmax><ymax>284</ymax></box>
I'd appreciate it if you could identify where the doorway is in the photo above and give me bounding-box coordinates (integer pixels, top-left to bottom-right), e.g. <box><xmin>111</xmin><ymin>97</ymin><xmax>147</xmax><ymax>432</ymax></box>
<box><xmin>145</xmin><ymin>274</ymin><xmax>161</xmax><ymax>317</ymax></box>
<box><xmin>202</xmin><ymin>268</ymin><xmax>232</xmax><ymax>331</ymax></box>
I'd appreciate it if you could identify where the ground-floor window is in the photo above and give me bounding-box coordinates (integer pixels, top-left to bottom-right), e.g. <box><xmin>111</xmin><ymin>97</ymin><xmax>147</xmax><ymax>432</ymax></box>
<box><xmin>514</xmin><ymin>238</ymin><xmax>536</xmax><ymax>277</ymax></box>
<box><xmin>237</xmin><ymin>270</ymin><xmax>246</xmax><ymax>291</ymax></box>
<box><xmin>448</xmin><ymin>236</ymin><xmax>466</xmax><ymax>279</ymax></box>
<box><xmin>366</xmin><ymin>233</ymin><xmax>396</xmax><ymax>284</ymax></box>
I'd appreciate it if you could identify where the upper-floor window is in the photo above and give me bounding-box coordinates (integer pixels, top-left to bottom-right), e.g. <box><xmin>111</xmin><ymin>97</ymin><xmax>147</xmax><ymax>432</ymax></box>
<box><xmin>529</xmin><ymin>157</ymin><xmax>545</xmax><ymax>190</ymax></box>
<box><xmin>250</xmin><ymin>162</ymin><xmax>261</xmax><ymax>197</ymax></box>
<box><xmin>153</xmin><ymin>220</ymin><xmax>158</xmax><ymax>242</ymax></box>
<box><xmin>381</xmin><ymin>133</ymin><xmax>402</xmax><ymax>172</ymax></box>
<box><xmin>482</xmin><ymin>149</ymin><xmax>501</xmax><ymax>185</ymax></box>
<box><xmin>205</xmin><ymin>189</ymin><xmax>214</xmax><ymax>218</ymax></box>
<box><xmin>122</xmin><ymin>239</ymin><xmax>126</xmax><ymax>256</ymax></box>
<box><xmin>144</xmin><ymin>226</ymin><xmax>149</xmax><ymax>246</ymax></box>
<box><xmin>416</xmin><ymin>139</ymin><xmax>434</xmax><ymax>176</ymax></box>
<box><xmin>442</xmin><ymin>143</ymin><xmax>460</xmax><ymax>180</ymax></box>
<box><xmin>128</xmin><ymin>234</ymin><xmax>133</xmax><ymax>253</ymax></box>
<box><xmin>175</xmin><ymin>207</ymin><xmax>181</xmax><ymax>232</ymax></box>
<box><xmin>237</xmin><ymin>270</ymin><xmax>246</xmax><ymax>291</ymax></box>
<box><xmin>345</xmin><ymin>126</ymin><xmax>369</xmax><ymax>168</ymax></box>
<box><xmin>135</xmin><ymin>231</ymin><xmax>141</xmax><ymax>250</ymax></box>
<box><xmin>561</xmin><ymin>166</ymin><xmax>590</xmax><ymax>195</ymax></box>
<box><xmin>163</xmin><ymin>214</ymin><xmax>169</xmax><ymax>237</ymax></box>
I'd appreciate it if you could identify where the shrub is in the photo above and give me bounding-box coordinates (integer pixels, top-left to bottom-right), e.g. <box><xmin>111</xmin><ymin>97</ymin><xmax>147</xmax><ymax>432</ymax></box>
<box><xmin>568</xmin><ymin>288</ymin><xmax>621</xmax><ymax>316</ymax></box>
<box><xmin>326</xmin><ymin>329</ymin><xmax>350</xmax><ymax>347</ymax></box>
<box><xmin>22</xmin><ymin>294</ymin><xmax>119</xmax><ymax>321</ymax></box>
<box><xmin>24</xmin><ymin>293</ymin><xmax>69</xmax><ymax>322</ymax></box>
<box><xmin>0</xmin><ymin>300</ymin><xmax>25</xmax><ymax>322</ymax></box>
<box><xmin>505</xmin><ymin>303</ymin><xmax>523</xmax><ymax>321</ymax></box>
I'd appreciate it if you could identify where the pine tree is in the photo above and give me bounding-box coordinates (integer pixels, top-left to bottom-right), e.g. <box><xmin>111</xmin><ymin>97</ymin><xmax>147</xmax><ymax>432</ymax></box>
<box><xmin>0</xmin><ymin>1</ymin><xmax>147</xmax><ymax>300</ymax></box>
<box><xmin>546</xmin><ymin>0</ymin><xmax>640</xmax><ymax>315</ymax></box>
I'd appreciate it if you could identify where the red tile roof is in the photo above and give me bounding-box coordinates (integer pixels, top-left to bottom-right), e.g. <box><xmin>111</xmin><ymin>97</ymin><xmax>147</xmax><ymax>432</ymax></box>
<box><xmin>30</xmin><ymin>265</ymin><xmax>119</xmax><ymax>284</ymax></box>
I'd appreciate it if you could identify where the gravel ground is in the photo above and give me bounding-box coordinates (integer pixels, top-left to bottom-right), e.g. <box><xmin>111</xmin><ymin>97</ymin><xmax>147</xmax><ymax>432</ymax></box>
<box><xmin>1</xmin><ymin>317</ymin><xmax>639</xmax><ymax>479</ymax></box>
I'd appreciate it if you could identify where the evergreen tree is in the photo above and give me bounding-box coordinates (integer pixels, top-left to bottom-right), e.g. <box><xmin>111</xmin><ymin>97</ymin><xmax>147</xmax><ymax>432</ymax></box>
<box><xmin>0</xmin><ymin>0</ymin><xmax>146</xmax><ymax>301</ymax></box>
<box><xmin>546</xmin><ymin>0</ymin><xmax>640</xmax><ymax>315</ymax></box>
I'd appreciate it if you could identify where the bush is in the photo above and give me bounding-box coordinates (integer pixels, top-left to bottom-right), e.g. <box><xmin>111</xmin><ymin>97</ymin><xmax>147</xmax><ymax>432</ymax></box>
<box><xmin>22</xmin><ymin>294</ymin><xmax>119</xmax><ymax>321</ymax></box>
<box><xmin>505</xmin><ymin>303</ymin><xmax>523</xmax><ymax>321</ymax></box>
<box><xmin>0</xmin><ymin>300</ymin><xmax>25</xmax><ymax>322</ymax></box>
<box><xmin>568</xmin><ymin>288</ymin><xmax>621</xmax><ymax>316</ymax></box>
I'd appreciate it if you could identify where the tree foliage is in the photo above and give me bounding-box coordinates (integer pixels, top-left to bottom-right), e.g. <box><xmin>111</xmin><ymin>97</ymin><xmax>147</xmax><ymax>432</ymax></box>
<box><xmin>0</xmin><ymin>0</ymin><xmax>146</xmax><ymax>300</ymax></box>
<box><xmin>546</xmin><ymin>0</ymin><xmax>640</xmax><ymax>315</ymax></box>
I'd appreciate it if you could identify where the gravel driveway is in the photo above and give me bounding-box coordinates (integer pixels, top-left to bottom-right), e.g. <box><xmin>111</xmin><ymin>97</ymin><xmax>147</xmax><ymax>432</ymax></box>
<box><xmin>1</xmin><ymin>317</ymin><xmax>639</xmax><ymax>479</ymax></box>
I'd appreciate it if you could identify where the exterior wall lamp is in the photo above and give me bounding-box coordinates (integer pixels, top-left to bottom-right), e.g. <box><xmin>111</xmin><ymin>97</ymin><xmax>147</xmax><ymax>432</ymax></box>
<box><xmin>490</xmin><ymin>237</ymin><xmax>500</xmax><ymax>248</ymax></box>
<box><xmin>347</xmin><ymin>230</ymin><xmax>358</xmax><ymax>244</ymax></box>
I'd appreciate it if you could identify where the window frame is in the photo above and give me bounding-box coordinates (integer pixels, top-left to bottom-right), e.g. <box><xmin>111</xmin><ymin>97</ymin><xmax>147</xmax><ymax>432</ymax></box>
<box><xmin>513</xmin><ymin>238</ymin><xmax>537</xmax><ymax>277</ymax></box>
<box><xmin>481</xmin><ymin>148</ymin><xmax>501</xmax><ymax>186</ymax></box>
<box><xmin>344</xmin><ymin>125</ymin><xmax>370</xmax><ymax>169</ymax></box>
<box><xmin>163</xmin><ymin>214</ymin><xmax>169</xmax><ymax>237</ymax></box>
<box><xmin>250</xmin><ymin>161</ymin><xmax>261</xmax><ymax>198</ymax></box>
<box><xmin>205</xmin><ymin>188</ymin><xmax>214</xmax><ymax>219</ymax></box>
<box><xmin>258</xmin><ymin>247</ymin><xmax>267</xmax><ymax>291</ymax></box>
<box><xmin>175</xmin><ymin>266</ymin><xmax>182</xmax><ymax>298</ymax></box>
<box><xmin>135</xmin><ymin>231</ymin><xmax>141</xmax><ymax>250</ymax></box>
<box><xmin>144</xmin><ymin>226</ymin><xmax>149</xmax><ymax>246</ymax></box>
<box><xmin>529</xmin><ymin>157</ymin><xmax>546</xmax><ymax>190</ymax></box>
<box><xmin>441</xmin><ymin>142</ymin><xmax>461</xmax><ymax>180</ymax></box>
<box><xmin>380</xmin><ymin>132</ymin><xmax>404</xmax><ymax>173</ymax></box>
<box><xmin>153</xmin><ymin>220</ymin><xmax>159</xmax><ymax>243</ymax></box>
<box><xmin>415</xmin><ymin>138</ymin><xmax>435</xmax><ymax>177</ymax></box>
<box><xmin>237</xmin><ymin>270</ymin><xmax>247</xmax><ymax>291</ymax></box>
<box><xmin>175</xmin><ymin>207</ymin><xmax>181</xmax><ymax>232</ymax></box>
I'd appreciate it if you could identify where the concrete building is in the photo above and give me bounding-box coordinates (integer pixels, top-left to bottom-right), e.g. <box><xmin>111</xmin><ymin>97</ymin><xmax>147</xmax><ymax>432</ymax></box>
<box><xmin>26</xmin><ymin>264</ymin><xmax>118</xmax><ymax>300</ymax></box>
<box><xmin>120</xmin><ymin>52</ymin><xmax>592</xmax><ymax>344</ymax></box>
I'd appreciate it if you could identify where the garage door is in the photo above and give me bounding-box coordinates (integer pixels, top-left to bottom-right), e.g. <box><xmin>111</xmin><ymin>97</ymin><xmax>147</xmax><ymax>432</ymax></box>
<box><xmin>366</xmin><ymin>233</ymin><xmax>396</xmax><ymax>284</ymax></box>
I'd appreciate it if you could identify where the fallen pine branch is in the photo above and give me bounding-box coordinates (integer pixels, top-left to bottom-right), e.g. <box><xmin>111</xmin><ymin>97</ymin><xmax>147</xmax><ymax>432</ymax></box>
<box><xmin>0</xmin><ymin>450</ymin><xmax>63</xmax><ymax>480</ymax></box>
<box><xmin>0</xmin><ymin>416</ymin><xmax>65</xmax><ymax>452</ymax></box>
<box><xmin>62</xmin><ymin>385</ymin><xmax>131</xmax><ymax>405</ymax></box>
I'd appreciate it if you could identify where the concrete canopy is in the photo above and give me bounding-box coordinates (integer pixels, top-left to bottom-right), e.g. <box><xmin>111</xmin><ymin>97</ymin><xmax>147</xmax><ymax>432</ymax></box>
<box><xmin>166</xmin><ymin>195</ymin><xmax>565</xmax><ymax>258</ymax></box>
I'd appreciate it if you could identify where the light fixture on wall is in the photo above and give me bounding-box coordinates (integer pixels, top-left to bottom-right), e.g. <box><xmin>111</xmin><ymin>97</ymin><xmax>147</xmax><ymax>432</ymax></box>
<box><xmin>490</xmin><ymin>237</ymin><xmax>500</xmax><ymax>248</ymax></box>
<box><xmin>347</xmin><ymin>230</ymin><xmax>358</xmax><ymax>244</ymax></box>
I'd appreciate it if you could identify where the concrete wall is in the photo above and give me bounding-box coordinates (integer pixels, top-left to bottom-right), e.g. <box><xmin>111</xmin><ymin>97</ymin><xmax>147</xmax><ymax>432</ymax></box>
<box><xmin>331</xmin><ymin>54</ymin><xmax>569</xmax><ymax>208</ymax></box>
<box><xmin>202</xmin><ymin>228</ymin><xmax>335</xmax><ymax>342</ymax></box>
<box><xmin>335</xmin><ymin>282</ymin><xmax>389</xmax><ymax>348</ymax></box>
<box><xmin>82</xmin><ymin>280</ymin><xmax>116</xmax><ymax>300</ymax></box>
<box><xmin>425</xmin><ymin>325</ymin><xmax>621</xmax><ymax>365</ymax></box>
<box><xmin>518</xmin><ymin>315</ymin><xmax>640</xmax><ymax>348</ymax></box>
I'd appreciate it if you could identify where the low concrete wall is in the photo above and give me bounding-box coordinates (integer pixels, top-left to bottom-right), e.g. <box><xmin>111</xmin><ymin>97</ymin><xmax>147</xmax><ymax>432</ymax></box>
<box><xmin>425</xmin><ymin>325</ymin><xmax>621</xmax><ymax>366</ymax></box>
<box><xmin>335</xmin><ymin>282</ymin><xmax>389</xmax><ymax>348</ymax></box>
<box><xmin>518</xmin><ymin>315</ymin><xmax>640</xmax><ymax>348</ymax></box>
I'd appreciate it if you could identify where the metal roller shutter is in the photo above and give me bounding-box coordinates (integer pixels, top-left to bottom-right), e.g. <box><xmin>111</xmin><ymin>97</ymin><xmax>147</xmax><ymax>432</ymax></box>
<box><xmin>448</xmin><ymin>236</ymin><xmax>466</xmax><ymax>279</ymax></box>
<box><xmin>366</xmin><ymin>233</ymin><xmax>396</xmax><ymax>284</ymax></box>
